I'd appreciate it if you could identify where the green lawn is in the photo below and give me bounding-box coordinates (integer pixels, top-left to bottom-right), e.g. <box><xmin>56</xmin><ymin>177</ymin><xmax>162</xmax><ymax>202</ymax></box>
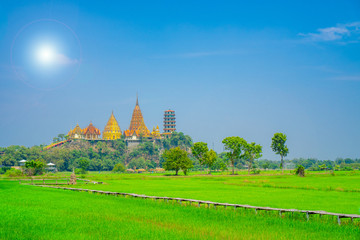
<box><xmin>60</xmin><ymin>171</ymin><xmax>360</xmax><ymax>215</ymax></box>
<box><xmin>1</xmin><ymin>180</ymin><xmax>359</xmax><ymax>240</ymax></box>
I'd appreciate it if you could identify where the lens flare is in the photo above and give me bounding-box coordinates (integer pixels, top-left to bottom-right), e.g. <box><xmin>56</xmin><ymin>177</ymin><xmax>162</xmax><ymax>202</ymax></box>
<box><xmin>37</xmin><ymin>45</ymin><xmax>56</xmax><ymax>64</ymax></box>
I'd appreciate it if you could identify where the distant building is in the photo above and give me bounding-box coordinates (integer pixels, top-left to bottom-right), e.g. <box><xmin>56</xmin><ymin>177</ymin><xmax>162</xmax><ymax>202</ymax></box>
<box><xmin>163</xmin><ymin>110</ymin><xmax>176</xmax><ymax>136</ymax></box>
<box><xmin>65</xmin><ymin>95</ymin><xmax>177</xmax><ymax>145</ymax></box>
<box><xmin>124</xmin><ymin>95</ymin><xmax>151</xmax><ymax>139</ymax></box>
<box><xmin>68</xmin><ymin>124</ymin><xmax>83</xmax><ymax>139</ymax></box>
<box><xmin>103</xmin><ymin>111</ymin><xmax>122</xmax><ymax>140</ymax></box>
<box><xmin>83</xmin><ymin>122</ymin><xmax>101</xmax><ymax>140</ymax></box>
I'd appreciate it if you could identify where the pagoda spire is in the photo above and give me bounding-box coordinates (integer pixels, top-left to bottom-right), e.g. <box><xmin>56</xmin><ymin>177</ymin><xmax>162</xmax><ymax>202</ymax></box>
<box><xmin>136</xmin><ymin>92</ymin><xmax>139</xmax><ymax>106</ymax></box>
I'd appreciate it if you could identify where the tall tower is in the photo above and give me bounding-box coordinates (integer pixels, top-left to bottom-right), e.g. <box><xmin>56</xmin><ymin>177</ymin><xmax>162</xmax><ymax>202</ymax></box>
<box><xmin>163</xmin><ymin>110</ymin><xmax>176</xmax><ymax>136</ymax></box>
<box><xmin>124</xmin><ymin>95</ymin><xmax>150</xmax><ymax>138</ymax></box>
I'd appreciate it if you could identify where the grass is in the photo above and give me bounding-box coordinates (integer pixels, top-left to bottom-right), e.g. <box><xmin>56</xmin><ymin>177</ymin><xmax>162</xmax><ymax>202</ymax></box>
<box><xmin>1</xmin><ymin>180</ymin><xmax>359</xmax><ymax>240</ymax></box>
<box><xmin>47</xmin><ymin>171</ymin><xmax>360</xmax><ymax>215</ymax></box>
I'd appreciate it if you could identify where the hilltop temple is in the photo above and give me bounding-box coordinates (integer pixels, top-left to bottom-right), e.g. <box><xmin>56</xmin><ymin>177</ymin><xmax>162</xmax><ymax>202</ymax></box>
<box><xmin>67</xmin><ymin>95</ymin><xmax>173</xmax><ymax>145</ymax></box>
<box><xmin>103</xmin><ymin>111</ymin><xmax>122</xmax><ymax>140</ymax></box>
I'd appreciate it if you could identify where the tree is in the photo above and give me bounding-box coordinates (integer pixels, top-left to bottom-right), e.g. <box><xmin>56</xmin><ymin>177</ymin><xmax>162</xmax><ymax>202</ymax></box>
<box><xmin>58</xmin><ymin>134</ymin><xmax>65</xmax><ymax>141</ymax></box>
<box><xmin>271</xmin><ymin>133</ymin><xmax>289</xmax><ymax>173</ymax></box>
<box><xmin>128</xmin><ymin>157</ymin><xmax>147</xmax><ymax>170</ymax></box>
<box><xmin>243</xmin><ymin>142</ymin><xmax>262</xmax><ymax>174</ymax></box>
<box><xmin>204</xmin><ymin>149</ymin><xmax>217</xmax><ymax>174</ymax></box>
<box><xmin>113</xmin><ymin>163</ymin><xmax>126</xmax><ymax>173</ymax></box>
<box><xmin>77</xmin><ymin>157</ymin><xmax>90</xmax><ymax>174</ymax></box>
<box><xmin>262</xmin><ymin>162</ymin><xmax>270</xmax><ymax>171</ymax></box>
<box><xmin>211</xmin><ymin>157</ymin><xmax>228</xmax><ymax>172</ymax></box>
<box><xmin>162</xmin><ymin>147</ymin><xmax>193</xmax><ymax>175</ymax></box>
<box><xmin>24</xmin><ymin>159</ymin><xmax>45</xmax><ymax>176</ymax></box>
<box><xmin>191</xmin><ymin>142</ymin><xmax>209</xmax><ymax>172</ymax></box>
<box><xmin>222</xmin><ymin>137</ymin><xmax>247</xmax><ymax>175</ymax></box>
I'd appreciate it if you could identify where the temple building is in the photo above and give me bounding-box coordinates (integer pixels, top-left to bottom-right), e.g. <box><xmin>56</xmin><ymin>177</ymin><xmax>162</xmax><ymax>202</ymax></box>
<box><xmin>124</xmin><ymin>96</ymin><xmax>150</xmax><ymax>139</ymax></box>
<box><xmin>66</xmin><ymin>95</ymin><xmax>176</xmax><ymax>143</ymax></box>
<box><xmin>103</xmin><ymin>111</ymin><xmax>122</xmax><ymax>140</ymax></box>
<box><xmin>151</xmin><ymin>126</ymin><xmax>161</xmax><ymax>139</ymax></box>
<box><xmin>68</xmin><ymin>124</ymin><xmax>84</xmax><ymax>139</ymax></box>
<box><xmin>163</xmin><ymin>109</ymin><xmax>176</xmax><ymax>136</ymax></box>
<box><xmin>83</xmin><ymin>122</ymin><xmax>101</xmax><ymax>140</ymax></box>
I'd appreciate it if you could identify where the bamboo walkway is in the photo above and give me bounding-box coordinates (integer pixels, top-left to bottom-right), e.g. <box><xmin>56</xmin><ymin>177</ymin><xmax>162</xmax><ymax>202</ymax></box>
<box><xmin>34</xmin><ymin>185</ymin><xmax>360</xmax><ymax>226</ymax></box>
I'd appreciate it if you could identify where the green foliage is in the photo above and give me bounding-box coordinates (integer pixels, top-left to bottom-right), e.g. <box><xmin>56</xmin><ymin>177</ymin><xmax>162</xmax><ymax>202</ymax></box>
<box><xmin>295</xmin><ymin>165</ymin><xmax>305</xmax><ymax>177</ymax></box>
<box><xmin>203</xmin><ymin>149</ymin><xmax>217</xmax><ymax>173</ymax></box>
<box><xmin>222</xmin><ymin>136</ymin><xmax>247</xmax><ymax>174</ymax></box>
<box><xmin>271</xmin><ymin>133</ymin><xmax>289</xmax><ymax>172</ymax></box>
<box><xmin>162</xmin><ymin>132</ymin><xmax>193</xmax><ymax>150</ymax></box>
<box><xmin>191</xmin><ymin>142</ymin><xmax>208</xmax><ymax>166</ymax></box>
<box><xmin>128</xmin><ymin>157</ymin><xmax>148</xmax><ymax>170</ymax></box>
<box><xmin>113</xmin><ymin>163</ymin><xmax>126</xmax><ymax>173</ymax></box>
<box><xmin>211</xmin><ymin>157</ymin><xmax>228</xmax><ymax>172</ymax></box>
<box><xmin>250</xmin><ymin>163</ymin><xmax>261</xmax><ymax>175</ymax></box>
<box><xmin>77</xmin><ymin>157</ymin><xmax>90</xmax><ymax>173</ymax></box>
<box><xmin>162</xmin><ymin>147</ymin><xmax>193</xmax><ymax>175</ymax></box>
<box><xmin>191</xmin><ymin>142</ymin><xmax>217</xmax><ymax>173</ymax></box>
<box><xmin>25</xmin><ymin>159</ymin><xmax>45</xmax><ymax>176</ymax></box>
<box><xmin>0</xmin><ymin>167</ymin><xmax>11</xmax><ymax>174</ymax></box>
<box><xmin>4</xmin><ymin>168</ymin><xmax>23</xmax><ymax>177</ymax></box>
<box><xmin>243</xmin><ymin>142</ymin><xmax>262</xmax><ymax>173</ymax></box>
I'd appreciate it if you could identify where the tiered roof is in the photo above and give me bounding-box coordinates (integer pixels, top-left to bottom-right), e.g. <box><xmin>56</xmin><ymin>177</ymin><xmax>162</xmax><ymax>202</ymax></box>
<box><xmin>83</xmin><ymin>122</ymin><xmax>101</xmax><ymax>139</ymax></box>
<box><xmin>124</xmin><ymin>96</ymin><xmax>150</xmax><ymax>137</ymax></box>
<box><xmin>103</xmin><ymin>112</ymin><xmax>122</xmax><ymax>140</ymax></box>
<box><xmin>68</xmin><ymin>124</ymin><xmax>83</xmax><ymax>139</ymax></box>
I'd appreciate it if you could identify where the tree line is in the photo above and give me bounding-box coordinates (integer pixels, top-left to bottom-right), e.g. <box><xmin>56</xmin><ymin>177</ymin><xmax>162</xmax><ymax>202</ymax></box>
<box><xmin>1</xmin><ymin>132</ymin><xmax>359</xmax><ymax>175</ymax></box>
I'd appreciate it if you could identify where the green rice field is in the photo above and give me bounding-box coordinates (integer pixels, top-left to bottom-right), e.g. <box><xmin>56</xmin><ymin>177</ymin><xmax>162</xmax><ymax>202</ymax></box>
<box><xmin>2</xmin><ymin>171</ymin><xmax>360</xmax><ymax>239</ymax></box>
<box><xmin>65</xmin><ymin>171</ymin><xmax>360</xmax><ymax>215</ymax></box>
<box><xmin>1</xmin><ymin>180</ymin><xmax>360</xmax><ymax>240</ymax></box>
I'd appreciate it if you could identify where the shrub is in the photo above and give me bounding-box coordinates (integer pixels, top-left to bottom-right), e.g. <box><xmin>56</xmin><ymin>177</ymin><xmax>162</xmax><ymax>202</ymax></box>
<box><xmin>75</xmin><ymin>168</ymin><xmax>87</xmax><ymax>174</ymax></box>
<box><xmin>0</xmin><ymin>167</ymin><xmax>11</xmax><ymax>175</ymax></box>
<box><xmin>5</xmin><ymin>168</ymin><xmax>23</xmax><ymax>177</ymax></box>
<box><xmin>295</xmin><ymin>165</ymin><xmax>305</xmax><ymax>177</ymax></box>
<box><xmin>113</xmin><ymin>163</ymin><xmax>126</xmax><ymax>173</ymax></box>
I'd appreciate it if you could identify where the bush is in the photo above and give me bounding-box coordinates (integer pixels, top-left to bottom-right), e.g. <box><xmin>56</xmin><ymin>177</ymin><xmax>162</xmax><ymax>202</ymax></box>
<box><xmin>5</xmin><ymin>168</ymin><xmax>23</xmax><ymax>177</ymax></box>
<box><xmin>0</xmin><ymin>167</ymin><xmax>11</xmax><ymax>174</ymax></box>
<box><xmin>75</xmin><ymin>168</ymin><xmax>87</xmax><ymax>174</ymax></box>
<box><xmin>295</xmin><ymin>165</ymin><xmax>305</xmax><ymax>177</ymax></box>
<box><xmin>113</xmin><ymin>163</ymin><xmax>126</xmax><ymax>173</ymax></box>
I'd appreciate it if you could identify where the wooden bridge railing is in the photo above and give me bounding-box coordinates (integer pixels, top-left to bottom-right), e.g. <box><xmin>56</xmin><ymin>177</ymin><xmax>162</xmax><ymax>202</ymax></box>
<box><xmin>35</xmin><ymin>185</ymin><xmax>360</xmax><ymax>226</ymax></box>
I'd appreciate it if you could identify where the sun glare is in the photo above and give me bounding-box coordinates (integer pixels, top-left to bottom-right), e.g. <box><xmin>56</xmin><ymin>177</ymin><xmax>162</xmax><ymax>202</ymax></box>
<box><xmin>36</xmin><ymin>46</ymin><xmax>56</xmax><ymax>64</ymax></box>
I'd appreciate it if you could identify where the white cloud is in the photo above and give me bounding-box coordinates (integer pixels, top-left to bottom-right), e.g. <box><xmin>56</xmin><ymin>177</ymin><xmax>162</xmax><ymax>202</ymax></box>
<box><xmin>299</xmin><ymin>22</ymin><xmax>360</xmax><ymax>42</ymax></box>
<box><xmin>55</xmin><ymin>54</ymin><xmax>79</xmax><ymax>65</ymax></box>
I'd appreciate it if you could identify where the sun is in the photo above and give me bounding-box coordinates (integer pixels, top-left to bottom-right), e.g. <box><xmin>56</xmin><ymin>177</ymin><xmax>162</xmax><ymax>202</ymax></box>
<box><xmin>36</xmin><ymin>45</ymin><xmax>56</xmax><ymax>64</ymax></box>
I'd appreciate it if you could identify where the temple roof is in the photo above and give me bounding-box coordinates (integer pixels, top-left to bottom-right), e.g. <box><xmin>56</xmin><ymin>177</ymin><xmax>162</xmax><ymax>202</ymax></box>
<box><xmin>83</xmin><ymin>122</ymin><xmax>101</xmax><ymax>136</ymax></box>
<box><xmin>68</xmin><ymin>124</ymin><xmax>83</xmax><ymax>136</ymax></box>
<box><xmin>103</xmin><ymin>112</ymin><xmax>121</xmax><ymax>133</ymax></box>
<box><xmin>125</xmin><ymin>95</ymin><xmax>150</xmax><ymax>137</ymax></box>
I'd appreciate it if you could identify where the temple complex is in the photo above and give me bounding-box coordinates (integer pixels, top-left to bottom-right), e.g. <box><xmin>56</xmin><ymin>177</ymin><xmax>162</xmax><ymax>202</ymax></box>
<box><xmin>67</xmin><ymin>95</ymin><xmax>175</xmax><ymax>144</ymax></box>
<box><xmin>83</xmin><ymin>122</ymin><xmax>101</xmax><ymax>140</ymax></box>
<box><xmin>103</xmin><ymin>112</ymin><xmax>122</xmax><ymax>140</ymax></box>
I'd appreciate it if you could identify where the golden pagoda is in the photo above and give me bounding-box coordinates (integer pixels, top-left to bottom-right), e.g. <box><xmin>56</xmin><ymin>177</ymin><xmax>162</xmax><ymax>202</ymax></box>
<box><xmin>151</xmin><ymin>125</ymin><xmax>161</xmax><ymax>139</ymax></box>
<box><xmin>124</xmin><ymin>95</ymin><xmax>150</xmax><ymax>138</ymax></box>
<box><xmin>103</xmin><ymin>111</ymin><xmax>122</xmax><ymax>140</ymax></box>
<box><xmin>83</xmin><ymin>122</ymin><xmax>101</xmax><ymax>140</ymax></box>
<box><xmin>68</xmin><ymin>124</ymin><xmax>84</xmax><ymax>139</ymax></box>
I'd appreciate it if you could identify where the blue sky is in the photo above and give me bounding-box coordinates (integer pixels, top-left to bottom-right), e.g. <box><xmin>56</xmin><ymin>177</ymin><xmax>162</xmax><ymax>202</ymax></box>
<box><xmin>0</xmin><ymin>0</ymin><xmax>359</xmax><ymax>160</ymax></box>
